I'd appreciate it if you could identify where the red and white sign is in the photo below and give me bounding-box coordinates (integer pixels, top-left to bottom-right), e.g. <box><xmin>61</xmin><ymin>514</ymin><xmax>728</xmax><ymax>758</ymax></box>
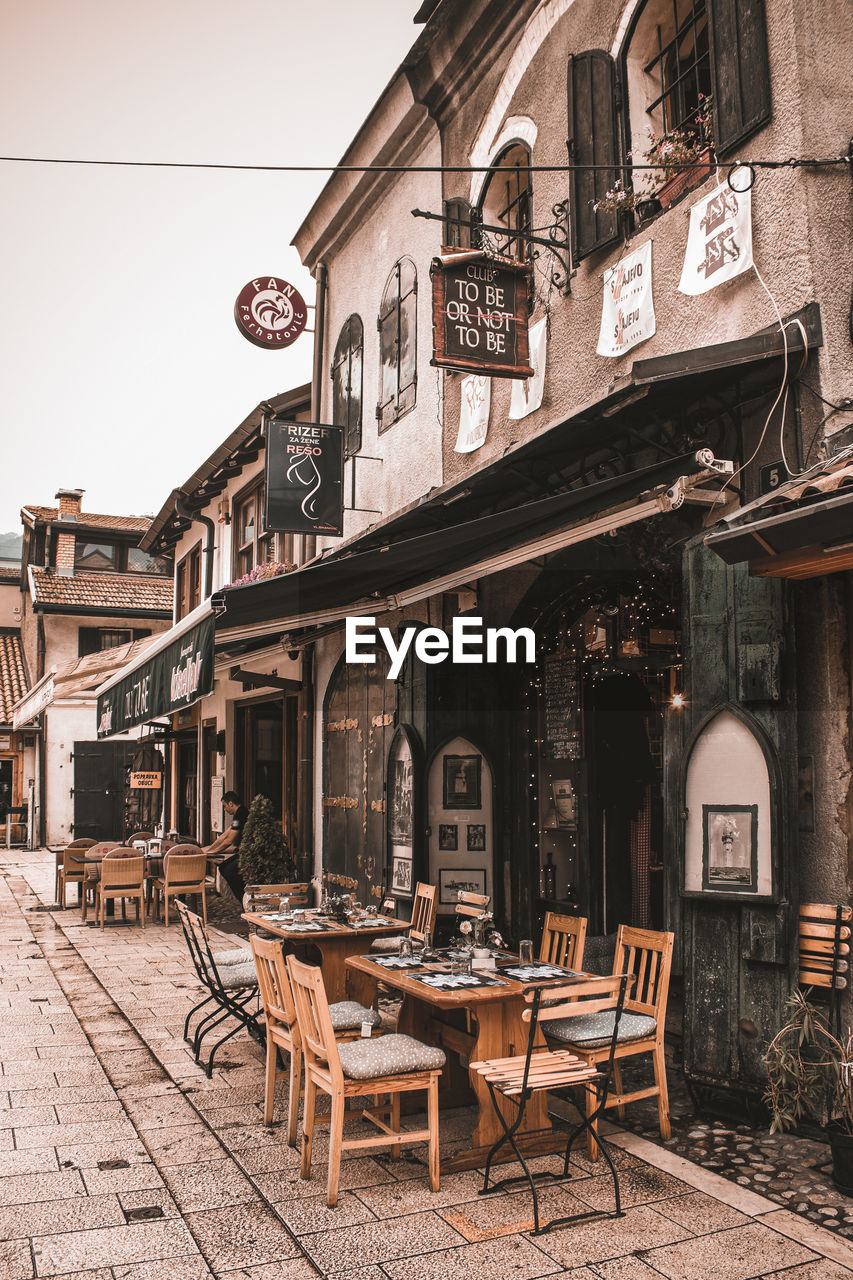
<box><xmin>234</xmin><ymin>277</ymin><xmax>308</xmax><ymax>349</ymax></box>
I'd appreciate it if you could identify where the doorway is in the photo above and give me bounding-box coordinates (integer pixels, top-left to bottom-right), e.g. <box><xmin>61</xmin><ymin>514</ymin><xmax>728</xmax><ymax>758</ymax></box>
<box><xmin>236</xmin><ymin>697</ymin><xmax>299</xmax><ymax>846</ymax></box>
<box><xmin>73</xmin><ymin>741</ymin><xmax>128</xmax><ymax>841</ymax></box>
<box><xmin>175</xmin><ymin>736</ymin><xmax>198</xmax><ymax>838</ymax></box>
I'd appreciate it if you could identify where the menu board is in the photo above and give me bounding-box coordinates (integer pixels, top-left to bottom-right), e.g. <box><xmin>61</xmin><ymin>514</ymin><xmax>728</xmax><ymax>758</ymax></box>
<box><xmin>543</xmin><ymin>654</ymin><xmax>581</xmax><ymax>760</ymax></box>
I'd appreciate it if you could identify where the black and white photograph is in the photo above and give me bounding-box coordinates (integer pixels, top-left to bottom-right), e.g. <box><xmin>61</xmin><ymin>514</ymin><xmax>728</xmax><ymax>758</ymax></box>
<box><xmin>390</xmin><ymin>854</ymin><xmax>413</xmax><ymax>896</ymax></box>
<box><xmin>702</xmin><ymin>804</ymin><xmax>759</xmax><ymax>893</ymax></box>
<box><xmin>466</xmin><ymin>823</ymin><xmax>486</xmax><ymax>852</ymax></box>
<box><xmin>442</xmin><ymin>754</ymin><xmax>482</xmax><ymax>810</ymax></box>
<box><xmin>439</xmin><ymin>867</ymin><xmax>487</xmax><ymax>905</ymax></box>
<box><xmin>438</xmin><ymin>823</ymin><xmax>458</xmax><ymax>851</ymax></box>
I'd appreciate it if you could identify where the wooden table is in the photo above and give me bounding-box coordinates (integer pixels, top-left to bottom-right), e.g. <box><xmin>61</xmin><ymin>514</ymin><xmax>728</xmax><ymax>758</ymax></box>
<box><xmin>241</xmin><ymin>911</ymin><xmax>403</xmax><ymax>1001</ymax></box>
<box><xmin>346</xmin><ymin>952</ymin><xmax>586</xmax><ymax>1172</ymax></box>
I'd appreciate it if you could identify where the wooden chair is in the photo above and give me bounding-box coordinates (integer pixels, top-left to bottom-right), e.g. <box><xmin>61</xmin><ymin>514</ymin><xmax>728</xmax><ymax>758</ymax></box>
<box><xmin>54</xmin><ymin>838</ymin><xmax>96</xmax><ymax>903</ymax></box>
<box><xmin>371</xmin><ymin>882</ymin><xmax>437</xmax><ymax>953</ymax></box>
<box><xmin>244</xmin><ymin>882</ymin><xmax>313</xmax><ymax>911</ymax></box>
<box><xmin>61</xmin><ymin>840</ymin><xmax>119</xmax><ymax>911</ymax></box>
<box><xmin>799</xmin><ymin>902</ymin><xmax>852</xmax><ymax>1035</ymax></box>
<box><xmin>540</xmin><ymin>911</ymin><xmax>588</xmax><ymax>970</ymax></box>
<box><xmin>151</xmin><ymin>849</ymin><xmax>208</xmax><ymax>924</ymax></box>
<box><xmin>540</xmin><ymin>924</ymin><xmax>674</xmax><ymax>1156</ymax></box>
<box><xmin>95</xmin><ymin>850</ymin><xmax>146</xmax><ymax>929</ymax></box>
<box><xmin>471</xmin><ymin>972</ymin><xmax>631</xmax><ymax>1236</ymax></box>
<box><xmin>249</xmin><ymin>936</ymin><xmax>381</xmax><ymax>1145</ymax></box>
<box><xmin>286</xmin><ymin>954</ymin><xmax>445</xmax><ymax>1206</ymax></box>
<box><xmin>455</xmin><ymin>890</ymin><xmax>490</xmax><ymax>919</ymax></box>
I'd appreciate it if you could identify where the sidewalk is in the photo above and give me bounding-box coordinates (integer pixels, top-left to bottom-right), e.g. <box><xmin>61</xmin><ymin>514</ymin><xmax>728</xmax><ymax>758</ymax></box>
<box><xmin>2</xmin><ymin>848</ymin><xmax>853</xmax><ymax>1279</ymax></box>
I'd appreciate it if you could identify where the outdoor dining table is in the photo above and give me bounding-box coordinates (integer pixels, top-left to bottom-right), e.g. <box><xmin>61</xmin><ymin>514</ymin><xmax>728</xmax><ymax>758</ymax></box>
<box><xmin>240</xmin><ymin>909</ymin><xmax>404</xmax><ymax>1001</ymax></box>
<box><xmin>346</xmin><ymin>951</ymin><xmax>592</xmax><ymax>1173</ymax></box>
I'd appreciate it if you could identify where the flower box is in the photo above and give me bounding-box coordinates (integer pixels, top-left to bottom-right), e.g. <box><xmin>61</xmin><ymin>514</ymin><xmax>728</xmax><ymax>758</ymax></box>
<box><xmin>656</xmin><ymin>148</ymin><xmax>714</xmax><ymax>209</ymax></box>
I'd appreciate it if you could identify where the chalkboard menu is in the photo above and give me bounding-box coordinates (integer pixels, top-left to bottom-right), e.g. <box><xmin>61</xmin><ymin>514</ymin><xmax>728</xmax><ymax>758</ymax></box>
<box><xmin>543</xmin><ymin>654</ymin><xmax>581</xmax><ymax>759</ymax></box>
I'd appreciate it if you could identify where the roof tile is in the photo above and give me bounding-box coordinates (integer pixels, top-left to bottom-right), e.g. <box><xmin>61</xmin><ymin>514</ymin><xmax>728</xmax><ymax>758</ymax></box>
<box><xmin>23</xmin><ymin>506</ymin><xmax>152</xmax><ymax>534</ymax></box>
<box><xmin>0</xmin><ymin>630</ymin><xmax>28</xmax><ymax>723</ymax></box>
<box><xmin>29</xmin><ymin>569</ymin><xmax>172</xmax><ymax>614</ymax></box>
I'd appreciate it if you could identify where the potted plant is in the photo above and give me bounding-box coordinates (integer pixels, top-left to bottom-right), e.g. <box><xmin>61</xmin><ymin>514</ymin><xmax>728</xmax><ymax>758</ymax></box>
<box><xmin>643</xmin><ymin>95</ymin><xmax>714</xmax><ymax>209</ymax></box>
<box><xmin>237</xmin><ymin>794</ymin><xmax>294</xmax><ymax>893</ymax></box>
<box><xmin>764</xmin><ymin>991</ymin><xmax>853</xmax><ymax>1191</ymax></box>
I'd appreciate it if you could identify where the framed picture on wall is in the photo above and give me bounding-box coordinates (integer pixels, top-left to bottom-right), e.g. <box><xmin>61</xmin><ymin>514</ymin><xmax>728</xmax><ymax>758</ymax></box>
<box><xmin>391</xmin><ymin>854</ymin><xmax>413</xmax><ymax>896</ymax></box>
<box><xmin>438</xmin><ymin>823</ymin><xmax>458</xmax><ymax>851</ymax></box>
<box><xmin>466</xmin><ymin>823</ymin><xmax>486</xmax><ymax>852</ymax></box>
<box><xmin>442</xmin><ymin>754</ymin><xmax>481</xmax><ymax>810</ymax></box>
<box><xmin>702</xmin><ymin>804</ymin><xmax>759</xmax><ymax>893</ymax></box>
<box><xmin>439</xmin><ymin>867</ymin><xmax>486</xmax><ymax>905</ymax></box>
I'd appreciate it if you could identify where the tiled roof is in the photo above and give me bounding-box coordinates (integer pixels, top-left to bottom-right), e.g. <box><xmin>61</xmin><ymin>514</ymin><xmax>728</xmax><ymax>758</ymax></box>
<box><xmin>29</xmin><ymin>569</ymin><xmax>173</xmax><ymax>614</ymax></box>
<box><xmin>0</xmin><ymin>630</ymin><xmax>28</xmax><ymax>724</ymax></box>
<box><xmin>0</xmin><ymin>565</ymin><xmax>21</xmax><ymax>583</ymax></box>
<box><xmin>22</xmin><ymin>506</ymin><xmax>152</xmax><ymax>534</ymax></box>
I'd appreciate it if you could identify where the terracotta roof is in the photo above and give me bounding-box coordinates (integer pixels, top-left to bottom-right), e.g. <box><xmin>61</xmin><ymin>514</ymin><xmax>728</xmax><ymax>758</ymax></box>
<box><xmin>0</xmin><ymin>565</ymin><xmax>21</xmax><ymax>583</ymax></box>
<box><xmin>0</xmin><ymin>630</ymin><xmax>28</xmax><ymax>724</ymax></box>
<box><xmin>22</xmin><ymin>506</ymin><xmax>152</xmax><ymax>534</ymax></box>
<box><xmin>29</xmin><ymin>569</ymin><xmax>173</xmax><ymax>614</ymax></box>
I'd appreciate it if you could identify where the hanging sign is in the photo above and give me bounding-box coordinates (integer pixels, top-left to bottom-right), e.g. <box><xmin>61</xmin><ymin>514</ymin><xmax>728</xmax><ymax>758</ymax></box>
<box><xmin>234</xmin><ymin>276</ymin><xmax>308</xmax><ymax>349</ymax></box>
<box><xmin>129</xmin><ymin>771</ymin><xmax>162</xmax><ymax>790</ymax></box>
<box><xmin>455</xmin><ymin>375</ymin><xmax>491</xmax><ymax>453</ymax></box>
<box><xmin>430</xmin><ymin>250</ymin><xmax>533</xmax><ymax>379</ymax></box>
<box><xmin>678</xmin><ymin>183</ymin><xmax>753</xmax><ymax>295</ymax></box>
<box><xmin>265</xmin><ymin>420</ymin><xmax>344</xmax><ymax>536</ymax></box>
<box><xmin>96</xmin><ymin>614</ymin><xmax>215</xmax><ymax>738</ymax></box>
<box><xmin>597</xmin><ymin>241</ymin><xmax>656</xmax><ymax>358</ymax></box>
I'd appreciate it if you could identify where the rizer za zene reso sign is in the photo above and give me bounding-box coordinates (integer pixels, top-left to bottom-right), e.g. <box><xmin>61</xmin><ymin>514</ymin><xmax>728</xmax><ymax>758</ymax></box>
<box><xmin>234</xmin><ymin>276</ymin><xmax>308</xmax><ymax>349</ymax></box>
<box><xmin>96</xmin><ymin>615</ymin><xmax>215</xmax><ymax>738</ymax></box>
<box><xmin>265</xmin><ymin>420</ymin><xmax>344</xmax><ymax>536</ymax></box>
<box><xmin>430</xmin><ymin>250</ymin><xmax>533</xmax><ymax>379</ymax></box>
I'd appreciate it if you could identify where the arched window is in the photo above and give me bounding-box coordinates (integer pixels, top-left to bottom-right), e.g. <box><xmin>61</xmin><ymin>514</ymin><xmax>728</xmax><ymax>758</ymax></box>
<box><xmin>624</xmin><ymin>0</ymin><xmax>712</xmax><ymax>180</ymax></box>
<box><xmin>477</xmin><ymin>143</ymin><xmax>532</xmax><ymax>261</ymax></box>
<box><xmin>331</xmin><ymin>314</ymin><xmax>363</xmax><ymax>458</ymax></box>
<box><xmin>377</xmin><ymin>257</ymin><xmax>417</xmax><ymax>432</ymax></box>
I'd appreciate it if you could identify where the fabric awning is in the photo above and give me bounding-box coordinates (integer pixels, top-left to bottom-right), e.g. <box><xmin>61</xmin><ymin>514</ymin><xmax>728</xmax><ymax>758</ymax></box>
<box><xmin>12</xmin><ymin>635</ymin><xmax>158</xmax><ymax>730</ymax></box>
<box><xmin>705</xmin><ymin>452</ymin><xmax>853</xmax><ymax>578</ymax></box>
<box><xmin>213</xmin><ymin>450</ymin><xmax>725</xmax><ymax>638</ymax></box>
<box><xmin>95</xmin><ymin>605</ymin><xmax>214</xmax><ymax>738</ymax></box>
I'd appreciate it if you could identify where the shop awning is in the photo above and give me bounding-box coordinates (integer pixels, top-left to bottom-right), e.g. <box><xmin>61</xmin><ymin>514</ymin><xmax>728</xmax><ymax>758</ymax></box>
<box><xmin>12</xmin><ymin>635</ymin><xmax>158</xmax><ymax>730</ymax></box>
<box><xmin>705</xmin><ymin>452</ymin><xmax>853</xmax><ymax>578</ymax></box>
<box><xmin>213</xmin><ymin>450</ymin><xmax>727</xmax><ymax>639</ymax></box>
<box><xmin>94</xmin><ymin>604</ymin><xmax>215</xmax><ymax>738</ymax></box>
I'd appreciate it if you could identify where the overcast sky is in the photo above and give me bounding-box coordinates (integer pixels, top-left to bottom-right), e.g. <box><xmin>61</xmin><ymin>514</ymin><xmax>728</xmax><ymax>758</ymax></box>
<box><xmin>0</xmin><ymin>1</ymin><xmax>418</xmax><ymax>532</ymax></box>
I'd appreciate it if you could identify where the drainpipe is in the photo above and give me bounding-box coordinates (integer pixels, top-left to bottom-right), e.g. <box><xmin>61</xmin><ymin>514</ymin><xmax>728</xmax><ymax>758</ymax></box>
<box><xmin>174</xmin><ymin>494</ymin><xmax>216</xmax><ymax>600</ymax></box>
<box><xmin>298</xmin><ymin>642</ymin><xmax>315</xmax><ymax>882</ymax></box>
<box><xmin>305</xmin><ymin>260</ymin><xmax>328</xmax><ymax>566</ymax></box>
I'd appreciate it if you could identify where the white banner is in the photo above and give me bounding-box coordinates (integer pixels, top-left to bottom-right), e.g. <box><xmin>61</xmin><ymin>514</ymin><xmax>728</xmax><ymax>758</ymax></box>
<box><xmin>509</xmin><ymin>317</ymin><xmax>547</xmax><ymax>419</ymax></box>
<box><xmin>455</xmin><ymin>374</ymin><xmax>491</xmax><ymax>453</ymax></box>
<box><xmin>678</xmin><ymin>182</ymin><xmax>753</xmax><ymax>295</ymax></box>
<box><xmin>596</xmin><ymin>240</ymin><xmax>656</xmax><ymax>358</ymax></box>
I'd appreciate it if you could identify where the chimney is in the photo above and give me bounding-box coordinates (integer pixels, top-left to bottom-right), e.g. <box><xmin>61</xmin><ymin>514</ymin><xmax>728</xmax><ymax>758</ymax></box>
<box><xmin>55</xmin><ymin>488</ymin><xmax>84</xmax><ymax>521</ymax></box>
<box><xmin>55</xmin><ymin>489</ymin><xmax>84</xmax><ymax>576</ymax></box>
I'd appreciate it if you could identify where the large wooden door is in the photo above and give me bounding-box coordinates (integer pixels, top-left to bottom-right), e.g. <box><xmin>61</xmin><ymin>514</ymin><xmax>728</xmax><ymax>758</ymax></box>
<box><xmin>322</xmin><ymin>653</ymin><xmax>394</xmax><ymax>905</ymax></box>
<box><xmin>674</xmin><ymin>537</ymin><xmax>798</xmax><ymax>1099</ymax></box>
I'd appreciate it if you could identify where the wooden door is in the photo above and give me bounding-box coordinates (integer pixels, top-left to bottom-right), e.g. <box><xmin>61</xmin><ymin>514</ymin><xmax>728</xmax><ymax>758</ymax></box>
<box><xmin>675</xmin><ymin>536</ymin><xmax>798</xmax><ymax>1100</ymax></box>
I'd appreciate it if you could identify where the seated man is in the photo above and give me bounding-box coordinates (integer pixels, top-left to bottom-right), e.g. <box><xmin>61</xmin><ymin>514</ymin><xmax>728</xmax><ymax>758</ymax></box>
<box><xmin>203</xmin><ymin>791</ymin><xmax>248</xmax><ymax>902</ymax></box>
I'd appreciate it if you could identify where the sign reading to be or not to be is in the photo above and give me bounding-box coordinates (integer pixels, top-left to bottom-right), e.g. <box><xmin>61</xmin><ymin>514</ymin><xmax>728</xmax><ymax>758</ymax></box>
<box><xmin>430</xmin><ymin>251</ymin><xmax>533</xmax><ymax>380</ymax></box>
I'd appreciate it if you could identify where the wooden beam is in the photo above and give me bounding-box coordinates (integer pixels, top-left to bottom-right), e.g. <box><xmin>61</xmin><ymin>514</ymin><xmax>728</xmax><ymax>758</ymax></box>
<box><xmin>750</xmin><ymin>545</ymin><xmax>853</xmax><ymax>579</ymax></box>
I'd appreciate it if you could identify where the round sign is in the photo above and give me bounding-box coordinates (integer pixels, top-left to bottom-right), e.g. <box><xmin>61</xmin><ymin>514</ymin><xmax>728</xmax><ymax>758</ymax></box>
<box><xmin>234</xmin><ymin>277</ymin><xmax>308</xmax><ymax>349</ymax></box>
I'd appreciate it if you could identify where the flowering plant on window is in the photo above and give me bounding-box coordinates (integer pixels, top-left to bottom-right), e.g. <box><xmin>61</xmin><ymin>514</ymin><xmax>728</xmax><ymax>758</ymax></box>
<box><xmin>228</xmin><ymin>560</ymin><xmax>295</xmax><ymax>589</ymax></box>
<box><xmin>592</xmin><ymin>96</ymin><xmax>714</xmax><ymax>216</ymax></box>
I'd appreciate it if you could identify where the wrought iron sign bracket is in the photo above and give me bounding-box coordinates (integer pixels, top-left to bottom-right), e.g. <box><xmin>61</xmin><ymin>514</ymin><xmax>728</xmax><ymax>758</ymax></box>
<box><xmin>412</xmin><ymin>203</ymin><xmax>575</xmax><ymax>296</ymax></box>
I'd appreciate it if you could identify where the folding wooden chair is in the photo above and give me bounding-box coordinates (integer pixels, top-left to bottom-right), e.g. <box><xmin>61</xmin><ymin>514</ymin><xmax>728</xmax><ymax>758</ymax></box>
<box><xmin>287</xmin><ymin>954</ymin><xmax>445</xmax><ymax>1206</ymax></box>
<box><xmin>95</xmin><ymin>850</ymin><xmax>146</xmax><ymax>929</ymax></box>
<box><xmin>471</xmin><ymin>972</ymin><xmax>630</xmax><ymax>1236</ymax></box>
<box><xmin>540</xmin><ymin>924</ymin><xmax>674</xmax><ymax>1155</ymax></box>
<box><xmin>151</xmin><ymin>849</ymin><xmax>208</xmax><ymax>924</ymax></box>
<box><xmin>455</xmin><ymin>890</ymin><xmax>490</xmax><ymax>920</ymax></box>
<box><xmin>244</xmin><ymin>882</ymin><xmax>313</xmax><ymax>911</ymax></box>
<box><xmin>250</xmin><ymin>935</ymin><xmax>381</xmax><ymax>1145</ymax></box>
<box><xmin>539</xmin><ymin>912</ymin><xmax>588</xmax><ymax>970</ymax></box>
<box><xmin>371</xmin><ymin>881</ymin><xmax>437</xmax><ymax>953</ymax></box>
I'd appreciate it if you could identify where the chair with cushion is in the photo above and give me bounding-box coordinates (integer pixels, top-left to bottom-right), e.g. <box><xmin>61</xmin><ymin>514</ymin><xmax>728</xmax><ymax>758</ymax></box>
<box><xmin>471</xmin><ymin>972</ymin><xmax>631</xmax><ymax>1236</ymax></box>
<box><xmin>94</xmin><ymin>850</ymin><xmax>146</xmax><ymax>929</ymax></box>
<box><xmin>151</xmin><ymin>848</ymin><xmax>208</xmax><ymax>924</ymax></box>
<box><xmin>540</xmin><ymin>911</ymin><xmax>588</xmax><ymax>971</ymax></box>
<box><xmin>176</xmin><ymin>901</ymin><xmax>263</xmax><ymax>1076</ymax></box>
<box><xmin>287</xmin><ymin>954</ymin><xmax>444</xmax><ymax>1206</ymax></box>
<box><xmin>540</xmin><ymin>924</ymin><xmax>674</xmax><ymax>1156</ymax></box>
<box><xmin>371</xmin><ymin>882</ymin><xmax>437</xmax><ymax>954</ymax></box>
<box><xmin>54</xmin><ymin>838</ymin><xmax>96</xmax><ymax>903</ymax></box>
<box><xmin>250</xmin><ymin>935</ymin><xmax>381</xmax><ymax>1145</ymax></box>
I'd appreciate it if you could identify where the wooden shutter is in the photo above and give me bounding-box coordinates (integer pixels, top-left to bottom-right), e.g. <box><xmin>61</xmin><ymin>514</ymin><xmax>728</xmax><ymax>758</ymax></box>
<box><xmin>707</xmin><ymin>0</ymin><xmax>772</xmax><ymax>157</ymax></box>
<box><xmin>567</xmin><ymin>51</ymin><xmax>620</xmax><ymax>262</ymax></box>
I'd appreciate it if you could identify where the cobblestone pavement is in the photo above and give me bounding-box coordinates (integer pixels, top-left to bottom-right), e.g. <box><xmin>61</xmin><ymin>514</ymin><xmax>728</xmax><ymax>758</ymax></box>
<box><xmin>2</xmin><ymin>847</ymin><xmax>853</xmax><ymax>1279</ymax></box>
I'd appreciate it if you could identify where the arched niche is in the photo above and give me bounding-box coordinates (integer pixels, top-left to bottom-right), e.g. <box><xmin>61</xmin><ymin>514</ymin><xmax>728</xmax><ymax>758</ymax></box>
<box><xmin>427</xmin><ymin>735</ymin><xmax>494</xmax><ymax>915</ymax></box>
<box><xmin>683</xmin><ymin>707</ymin><xmax>777</xmax><ymax>899</ymax></box>
<box><xmin>386</xmin><ymin>724</ymin><xmax>423</xmax><ymax>904</ymax></box>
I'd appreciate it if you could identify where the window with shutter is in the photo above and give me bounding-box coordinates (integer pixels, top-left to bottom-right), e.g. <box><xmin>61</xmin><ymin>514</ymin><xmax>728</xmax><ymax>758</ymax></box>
<box><xmin>377</xmin><ymin>258</ymin><xmax>417</xmax><ymax>432</ymax></box>
<box><xmin>707</xmin><ymin>0</ymin><xmax>771</xmax><ymax>156</ymax></box>
<box><xmin>567</xmin><ymin>51</ymin><xmax>621</xmax><ymax>262</ymax></box>
<box><xmin>331</xmin><ymin>314</ymin><xmax>364</xmax><ymax>458</ymax></box>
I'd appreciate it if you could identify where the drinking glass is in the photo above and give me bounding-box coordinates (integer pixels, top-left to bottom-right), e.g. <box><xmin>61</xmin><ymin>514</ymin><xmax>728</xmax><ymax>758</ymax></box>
<box><xmin>519</xmin><ymin>938</ymin><xmax>535</xmax><ymax>965</ymax></box>
<box><xmin>398</xmin><ymin>936</ymin><xmax>413</xmax><ymax>959</ymax></box>
<box><xmin>279</xmin><ymin>895</ymin><xmax>291</xmax><ymax>914</ymax></box>
<box><xmin>422</xmin><ymin>929</ymin><xmax>434</xmax><ymax>958</ymax></box>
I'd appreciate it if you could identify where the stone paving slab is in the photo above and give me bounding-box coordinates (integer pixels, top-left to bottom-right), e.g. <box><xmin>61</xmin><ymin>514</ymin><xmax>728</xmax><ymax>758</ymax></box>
<box><xmin>4</xmin><ymin>849</ymin><xmax>853</xmax><ymax>1280</ymax></box>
